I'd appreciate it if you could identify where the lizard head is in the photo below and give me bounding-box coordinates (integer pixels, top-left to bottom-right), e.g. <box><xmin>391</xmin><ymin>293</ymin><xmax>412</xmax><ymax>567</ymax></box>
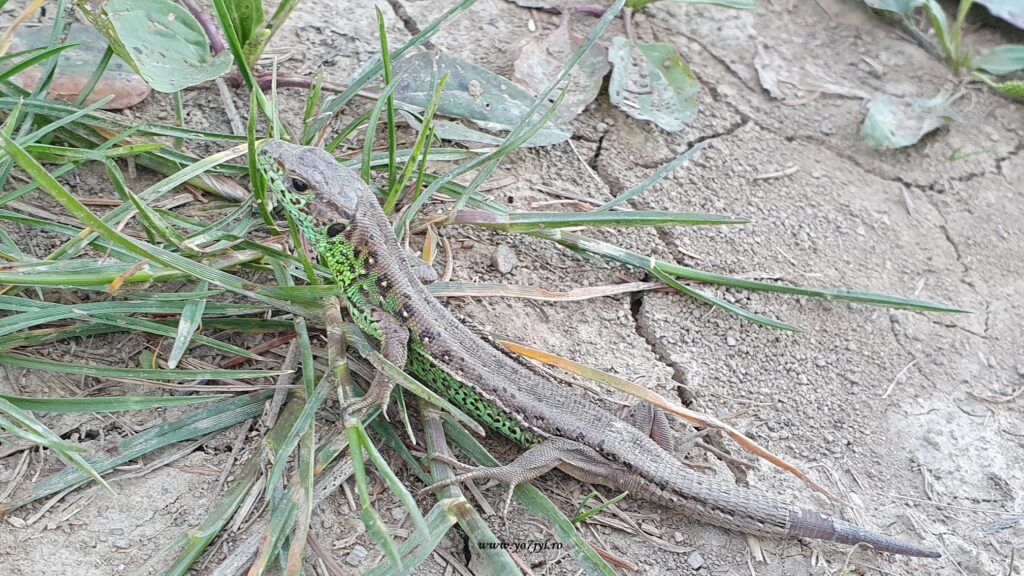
<box><xmin>257</xmin><ymin>139</ymin><xmax>363</xmax><ymax>247</ymax></box>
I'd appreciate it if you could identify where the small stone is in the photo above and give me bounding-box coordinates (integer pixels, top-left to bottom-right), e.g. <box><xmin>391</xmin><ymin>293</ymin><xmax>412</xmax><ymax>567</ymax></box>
<box><xmin>492</xmin><ymin>245</ymin><xmax>518</xmax><ymax>274</ymax></box>
<box><xmin>687</xmin><ymin>551</ymin><xmax>705</xmax><ymax>570</ymax></box>
<box><xmin>1016</xmin><ymin>365</ymin><xmax>1024</xmax><ymax>378</ymax></box>
<box><xmin>112</xmin><ymin>539</ymin><xmax>131</xmax><ymax>550</ymax></box>
<box><xmin>390</xmin><ymin>507</ymin><xmax>408</xmax><ymax>522</ymax></box>
<box><xmin>595</xmin><ymin>121</ymin><xmax>609</xmax><ymax>132</ymax></box>
<box><xmin>6</xmin><ymin>516</ymin><xmax>26</xmax><ymax>528</ymax></box>
<box><xmin>726</xmin><ymin>336</ymin><xmax>737</xmax><ymax>347</ymax></box>
<box><xmin>795</xmin><ymin>230</ymin><xmax>809</xmax><ymax>243</ymax></box>
<box><xmin>673</xmin><ymin>531</ymin><xmax>684</xmax><ymax>543</ymax></box>
<box><xmin>345</xmin><ymin>544</ymin><xmax>369</xmax><ymax>567</ymax></box>
<box><xmin>797</xmin><ymin>374</ymin><xmax>809</xmax><ymax>385</ymax></box>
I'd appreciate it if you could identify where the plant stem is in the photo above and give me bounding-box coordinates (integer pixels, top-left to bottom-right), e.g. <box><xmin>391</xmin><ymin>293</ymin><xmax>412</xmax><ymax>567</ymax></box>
<box><xmin>179</xmin><ymin>0</ymin><xmax>227</xmax><ymax>54</ymax></box>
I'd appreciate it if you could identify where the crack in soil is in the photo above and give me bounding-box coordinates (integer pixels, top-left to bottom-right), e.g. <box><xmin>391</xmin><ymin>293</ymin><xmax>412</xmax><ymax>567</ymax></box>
<box><xmin>627</xmin><ymin>274</ymin><xmax>752</xmax><ymax>486</ymax></box>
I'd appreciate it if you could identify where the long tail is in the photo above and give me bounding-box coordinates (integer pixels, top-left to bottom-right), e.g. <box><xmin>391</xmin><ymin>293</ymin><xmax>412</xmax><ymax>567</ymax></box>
<box><xmin>787</xmin><ymin>509</ymin><xmax>940</xmax><ymax>558</ymax></box>
<box><xmin>636</xmin><ymin>461</ymin><xmax>940</xmax><ymax>558</ymax></box>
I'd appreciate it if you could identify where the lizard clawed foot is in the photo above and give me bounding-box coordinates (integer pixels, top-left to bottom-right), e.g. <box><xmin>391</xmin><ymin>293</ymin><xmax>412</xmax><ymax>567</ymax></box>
<box><xmin>420</xmin><ymin>455</ymin><xmax>518</xmax><ymax>518</ymax></box>
<box><xmin>340</xmin><ymin>379</ymin><xmax>394</xmax><ymax>422</ymax></box>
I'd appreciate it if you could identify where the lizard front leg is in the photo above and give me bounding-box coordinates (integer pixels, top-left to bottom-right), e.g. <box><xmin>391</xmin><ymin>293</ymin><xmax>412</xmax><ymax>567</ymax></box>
<box><xmin>423</xmin><ymin>437</ymin><xmax>621</xmax><ymax>515</ymax></box>
<box><xmin>342</xmin><ymin>307</ymin><xmax>410</xmax><ymax>418</ymax></box>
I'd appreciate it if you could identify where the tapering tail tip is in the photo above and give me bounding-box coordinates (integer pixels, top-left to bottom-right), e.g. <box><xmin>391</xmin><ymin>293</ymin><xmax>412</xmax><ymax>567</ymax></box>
<box><xmin>788</xmin><ymin>509</ymin><xmax>941</xmax><ymax>558</ymax></box>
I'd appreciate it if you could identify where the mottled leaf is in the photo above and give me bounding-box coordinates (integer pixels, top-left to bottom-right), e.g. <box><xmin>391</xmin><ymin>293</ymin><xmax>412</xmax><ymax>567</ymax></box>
<box><xmin>608</xmin><ymin>37</ymin><xmax>699</xmax><ymax>132</ymax></box>
<box><xmin>974</xmin><ymin>44</ymin><xmax>1024</xmax><ymax>76</ymax></box>
<box><xmin>861</xmin><ymin>93</ymin><xmax>958</xmax><ymax>149</ymax></box>
<box><xmin>77</xmin><ymin>0</ymin><xmax>233</xmax><ymax>93</ymax></box>
<box><xmin>393</xmin><ymin>50</ymin><xmax>571</xmax><ymax>147</ymax></box>
<box><xmin>974</xmin><ymin>0</ymin><xmax>1024</xmax><ymax>29</ymax></box>
<box><xmin>513</xmin><ymin>20</ymin><xmax>610</xmax><ymax>121</ymax></box>
<box><xmin>9</xmin><ymin>25</ymin><xmax>150</xmax><ymax>109</ymax></box>
<box><xmin>862</xmin><ymin>0</ymin><xmax>924</xmax><ymax>17</ymax></box>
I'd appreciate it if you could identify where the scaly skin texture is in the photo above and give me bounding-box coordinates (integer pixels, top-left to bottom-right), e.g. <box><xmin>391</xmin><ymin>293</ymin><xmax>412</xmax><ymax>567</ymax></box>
<box><xmin>257</xmin><ymin>140</ymin><xmax>940</xmax><ymax>559</ymax></box>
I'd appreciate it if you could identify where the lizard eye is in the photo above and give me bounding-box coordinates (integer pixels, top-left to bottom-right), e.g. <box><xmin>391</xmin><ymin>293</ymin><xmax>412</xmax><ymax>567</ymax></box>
<box><xmin>290</xmin><ymin>178</ymin><xmax>309</xmax><ymax>193</ymax></box>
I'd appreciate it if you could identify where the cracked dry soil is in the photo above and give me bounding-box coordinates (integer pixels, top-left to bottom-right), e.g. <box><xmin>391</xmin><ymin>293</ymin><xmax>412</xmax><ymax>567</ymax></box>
<box><xmin>1</xmin><ymin>1</ymin><xmax>1022</xmax><ymax>575</ymax></box>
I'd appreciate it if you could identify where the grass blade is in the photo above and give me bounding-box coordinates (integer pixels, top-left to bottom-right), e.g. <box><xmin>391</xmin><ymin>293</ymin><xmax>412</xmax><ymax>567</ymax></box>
<box><xmin>0</xmin><ymin>390</ymin><xmax>273</xmax><ymax>511</ymax></box>
<box><xmin>597</xmin><ymin>140</ymin><xmax>707</xmax><ymax>211</ymax></box>
<box><xmin>167</xmin><ymin>280</ymin><xmax>209</xmax><ymax>368</ymax></box>
<box><xmin>0</xmin><ymin>394</ymin><xmax>225</xmax><ymax>413</ymax></box>
<box><xmin>0</xmin><ymin>351</ymin><xmax>285</xmax><ymax>380</ymax></box>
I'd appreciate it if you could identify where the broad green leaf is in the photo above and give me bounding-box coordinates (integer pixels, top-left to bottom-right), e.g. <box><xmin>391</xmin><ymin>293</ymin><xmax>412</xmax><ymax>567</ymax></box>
<box><xmin>608</xmin><ymin>37</ymin><xmax>699</xmax><ymax>132</ymax></box>
<box><xmin>974</xmin><ymin>0</ymin><xmax>1024</xmax><ymax>29</ymax></box>
<box><xmin>392</xmin><ymin>51</ymin><xmax>572</xmax><ymax>147</ymax></box>
<box><xmin>861</xmin><ymin>93</ymin><xmax>958</xmax><ymax>149</ymax></box>
<box><xmin>974</xmin><ymin>44</ymin><xmax>1024</xmax><ymax>75</ymax></box>
<box><xmin>863</xmin><ymin>0</ymin><xmax>924</xmax><ymax>17</ymax></box>
<box><xmin>77</xmin><ymin>0</ymin><xmax>233</xmax><ymax>93</ymax></box>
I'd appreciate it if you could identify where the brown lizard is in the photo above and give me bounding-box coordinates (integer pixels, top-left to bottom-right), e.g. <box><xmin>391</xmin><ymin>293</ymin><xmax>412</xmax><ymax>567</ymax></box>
<box><xmin>258</xmin><ymin>139</ymin><xmax>940</xmax><ymax>559</ymax></box>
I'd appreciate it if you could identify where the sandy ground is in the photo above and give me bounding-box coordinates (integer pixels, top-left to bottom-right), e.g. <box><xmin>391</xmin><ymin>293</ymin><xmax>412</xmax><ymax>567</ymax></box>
<box><xmin>1</xmin><ymin>1</ymin><xmax>1022</xmax><ymax>575</ymax></box>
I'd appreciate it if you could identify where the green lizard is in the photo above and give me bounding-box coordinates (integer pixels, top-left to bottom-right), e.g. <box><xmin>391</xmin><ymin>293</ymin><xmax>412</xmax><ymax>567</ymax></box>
<box><xmin>257</xmin><ymin>139</ymin><xmax>940</xmax><ymax>559</ymax></box>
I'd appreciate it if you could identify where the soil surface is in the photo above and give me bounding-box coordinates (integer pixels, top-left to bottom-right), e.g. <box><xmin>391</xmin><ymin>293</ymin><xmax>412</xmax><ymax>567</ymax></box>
<box><xmin>1</xmin><ymin>1</ymin><xmax>1022</xmax><ymax>575</ymax></box>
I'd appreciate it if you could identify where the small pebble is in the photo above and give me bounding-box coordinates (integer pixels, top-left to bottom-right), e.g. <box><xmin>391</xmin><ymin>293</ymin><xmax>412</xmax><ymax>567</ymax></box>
<box><xmin>345</xmin><ymin>544</ymin><xmax>369</xmax><ymax>567</ymax></box>
<box><xmin>112</xmin><ymin>539</ymin><xmax>131</xmax><ymax>550</ymax></box>
<box><xmin>6</xmin><ymin>516</ymin><xmax>26</xmax><ymax>528</ymax></box>
<box><xmin>492</xmin><ymin>244</ymin><xmax>518</xmax><ymax>274</ymax></box>
<box><xmin>673</xmin><ymin>531</ymin><xmax>684</xmax><ymax>543</ymax></box>
<box><xmin>390</xmin><ymin>507</ymin><xmax>408</xmax><ymax>522</ymax></box>
<box><xmin>726</xmin><ymin>336</ymin><xmax>737</xmax><ymax>347</ymax></box>
<box><xmin>687</xmin><ymin>551</ymin><xmax>705</xmax><ymax>570</ymax></box>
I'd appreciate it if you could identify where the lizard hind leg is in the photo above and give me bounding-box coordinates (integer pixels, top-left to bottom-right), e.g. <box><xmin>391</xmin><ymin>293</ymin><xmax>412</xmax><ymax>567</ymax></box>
<box><xmin>622</xmin><ymin>402</ymin><xmax>675</xmax><ymax>452</ymax></box>
<box><xmin>422</xmin><ymin>438</ymin><xmax>623</xmax><ymax>516</ymax></box>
